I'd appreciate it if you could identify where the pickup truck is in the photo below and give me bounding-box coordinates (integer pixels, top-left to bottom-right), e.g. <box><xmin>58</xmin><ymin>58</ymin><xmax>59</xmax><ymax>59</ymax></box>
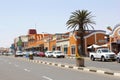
<box><xmin>89</xmin><ymin>48</ymin><xmax>116</xmax><ymax>61</ymax></box>
<box><xmin>116</xmin><ymin>52</ymin><xmax>120</xmax><ymax>63</ymax></box>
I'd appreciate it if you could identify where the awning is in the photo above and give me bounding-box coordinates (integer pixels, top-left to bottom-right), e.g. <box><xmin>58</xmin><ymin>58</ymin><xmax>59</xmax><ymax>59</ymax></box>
<box><xmin>100</xmin><ymin>44</ymin><xmax>108</xmax><ymax>47</ymax></box>
<box><xmin>87</xmin><ymin>44</ymin><xmax>101</xmax><ymax>49</ymax></box>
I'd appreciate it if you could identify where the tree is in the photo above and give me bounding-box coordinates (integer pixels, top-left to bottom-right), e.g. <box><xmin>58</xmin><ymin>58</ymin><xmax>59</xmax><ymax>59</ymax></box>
<box><xmin>107</xmin><ymin>26</ymin><xmax>112</xmax><ymax>31</ymax></box>
<box><xmin>66</xmin><ymin>10</ymin><xmax>95</xmax><ymax>56</ymax></box>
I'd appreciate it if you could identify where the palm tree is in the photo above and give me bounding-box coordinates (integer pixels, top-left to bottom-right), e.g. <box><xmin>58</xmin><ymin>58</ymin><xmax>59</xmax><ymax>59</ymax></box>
<box><xmin>66</xmin><ymin>10</ymin><xmax>95</xmax><ymax>56</ymax></box>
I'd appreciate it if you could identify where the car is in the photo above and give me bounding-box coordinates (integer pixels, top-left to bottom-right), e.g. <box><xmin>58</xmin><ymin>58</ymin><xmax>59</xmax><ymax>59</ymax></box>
<box><xmin>33</xmin><ymin>51</ymin><xmax>39</xmax><ymax>56</ymax></box>
<box><xmin>15</xmin><ymin>51</ymin><xmax>23</xmax><ymax>57</ymax></box>
<box><xmin>33</xmin><ymin>51</ymin><xmax>43</xmax><ymax>56</ymax></box>
<box><xmin>23</xmin><ymin>51</ymin><xmax>31</xmax><ymax>57</ymax></box>
<box><xmin>89</xmin><ymin>48</ymin><xmax>116</xmax><ymax>61</ymax></box>
<box><xmin>0</xmin><ymin>52</ymin><xmax>2</xmax><ymax>55</ymax></box>
<box><xmin>23</xmin><ymin>51</ymin><xmax>29</xmax><ymax>56</ymax></box>
<box><xmin>45</xmin><ymin>51</ymin><xmax>53</xmax><ymax>57</ymax></box>
<box><xmin>4</xmin><ymin>52</ymin><xmax>13</xmax><ymax>56</ymax></box>
<box><xmin>116</xmin><ymin>52</ymin><xmax>120</xmax><ymax>63</ymax></box>
<box><xmin>52</xmin><ymin>50</ymin><xmax>65</xmax><ymax>58</ymax></box>
<box><xmin>3</xmin><ymin>52</ymin><xmax>8</xmax><ymax>56</ymax></box>
<box><xmin>37</xmin><ymin>52</ymin><xmax>45</xmax><ymax>57</ymax></box>
<box><xmin>7</xmin><ymin>52</ymin><xmax>13</xmax><ymax>56</ymax></box>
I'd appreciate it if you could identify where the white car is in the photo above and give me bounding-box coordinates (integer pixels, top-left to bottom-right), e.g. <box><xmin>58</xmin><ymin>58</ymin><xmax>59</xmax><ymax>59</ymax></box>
<box><xmin>45</xmin><ymin>51</ymin><xmax>53</xmax><ymax>57</ymax></box>
<box><xmin>116</xmin><ymin>52</ymin><xmax>120</xmax><ymax>63</ymax></box>
<box><xmin>52</xmin><ymin>51</ymin><xmax>65</xmax><ymax>58</ymax></box>
<box><xmin>15</xmin><ymin>51</ymin><xmax>23</xmax><ymax>57</ymax></box>
<box><xmin>89</xmin><ymin>48</ymin><xmax>116</xmax><ymax>61</ymax></box>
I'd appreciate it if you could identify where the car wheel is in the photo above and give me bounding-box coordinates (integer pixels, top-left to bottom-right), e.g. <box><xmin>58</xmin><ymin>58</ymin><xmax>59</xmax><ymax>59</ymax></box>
<box><xmin>91</xmin><ymin>56</ymin><xmax>95</xmax><ymax>61</ymax></box>
<box><xmin>101</xmin><ymin>56</ymin><xmax>106</xmax><ymax>62</ymax></box>
<box><xmin>117</xmin><ymin>58</ymin><xmax>120</xmax><ymax>63</ymax></box>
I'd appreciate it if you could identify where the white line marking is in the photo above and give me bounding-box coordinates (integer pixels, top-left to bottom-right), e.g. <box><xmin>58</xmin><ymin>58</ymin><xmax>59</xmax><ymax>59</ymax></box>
<box><xmin>42</xmin><ymin>76</ymin><xmax>53</xmax><ymax>80</ymax></box>
<box><xmin>24</xmin><ymin>69</ymin><xmax>30</xmax><ymax>72</ymax></box>
<box><xmin>15</xmin><ymin>64</ymin><xmax>19</xmax><ymax>67</ymax></box>
<box><xmin>9</xmin><ymin>62</ymin><xmax>11</xmax><ymax>64</ymax></box>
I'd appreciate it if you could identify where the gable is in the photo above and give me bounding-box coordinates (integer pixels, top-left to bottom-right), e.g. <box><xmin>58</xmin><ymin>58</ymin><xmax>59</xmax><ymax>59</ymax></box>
<box><xmin>110</xmin><ymin>24</ymin><xmax>120</xmax><ymax>37</ymax></box>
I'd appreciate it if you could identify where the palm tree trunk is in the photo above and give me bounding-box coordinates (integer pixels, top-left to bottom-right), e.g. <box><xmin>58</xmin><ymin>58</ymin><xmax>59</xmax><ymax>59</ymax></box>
<box><xmin>78</xmin><ymin>25</ymin><xmax>86</xmax><ymax>56</ymax></box>
<box><xmin>80</xmin><ymin>36</ymin><xmax>85</xmax><ymax>56</ymax></box>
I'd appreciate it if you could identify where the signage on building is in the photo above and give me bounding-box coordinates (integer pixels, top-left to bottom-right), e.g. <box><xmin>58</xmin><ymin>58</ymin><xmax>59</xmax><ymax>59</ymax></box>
<box><xmin>98</xmin><ymin>39</ymin><xmax>106</xmax><ymax>43</ymax></box>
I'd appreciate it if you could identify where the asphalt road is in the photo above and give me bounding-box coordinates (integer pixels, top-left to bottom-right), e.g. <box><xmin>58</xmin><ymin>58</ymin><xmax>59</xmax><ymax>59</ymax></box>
<box><xmin>33</xmin><ymin>56</ymin><xmax>120</xmax><ymax>72</ymax></box>
<box><xmin>0</xmin><ymin>56</ymin><xmax>120</xmax><ymax>80</ymax></box>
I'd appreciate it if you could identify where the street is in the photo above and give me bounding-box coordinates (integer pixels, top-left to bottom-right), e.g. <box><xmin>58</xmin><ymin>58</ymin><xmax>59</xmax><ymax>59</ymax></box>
<box><xmin>34</xmin><ymin>56</ymin><xmax>120</xmax><ymax>72</ymax></box>
<box><xmin>0</xmin><ymin>56</ymin><xmax>120</xmax><ymax>80</ymax></box>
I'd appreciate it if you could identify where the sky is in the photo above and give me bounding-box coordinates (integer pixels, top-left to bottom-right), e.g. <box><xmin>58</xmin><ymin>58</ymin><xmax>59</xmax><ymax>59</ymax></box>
<box><xmin>0</xmin><ymin>0</ymin><xmax>120</xmax><ymax>48</ymax></box>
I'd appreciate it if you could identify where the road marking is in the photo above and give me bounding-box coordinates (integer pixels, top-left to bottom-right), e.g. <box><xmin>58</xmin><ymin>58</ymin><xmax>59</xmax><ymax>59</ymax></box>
<box><xmin>9</xmin><ymin>62</ymin><xmax>12</xmax><ymax>64</ymax></box>
<box><xmin>24</xmin><ymin>69</ymin><xmax>30</xmax><ymax>72</ymax></box>
<box><xmin>15</xmin><ymin>64</ymin><xmax>19</xmax><ymax>67</ymax></box>
<box><xmin>42</xmin><ymin>76</ymin><xmax>53</xmax><ymax>80</ymax></box>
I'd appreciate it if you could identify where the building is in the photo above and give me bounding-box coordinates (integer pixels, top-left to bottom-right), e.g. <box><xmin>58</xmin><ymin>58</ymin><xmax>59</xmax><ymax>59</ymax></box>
<box><xmin>109</xmin><ymin>24</ymin><xmax>120</xmax><ymax>54</ymax></box>
<box><xmin>25</xmin><ymin>29</ymin><xmax>106</xmax><ymax>56</ymax></box>
<box><xmin>68</xmin><ymin>30</ymin><xmax>106</xmax><ymax>56</ymax></box>
<box><xmin>14</xmin><ymin>35</ymin><xmax>28</xmax><ymax>51</ymax></box>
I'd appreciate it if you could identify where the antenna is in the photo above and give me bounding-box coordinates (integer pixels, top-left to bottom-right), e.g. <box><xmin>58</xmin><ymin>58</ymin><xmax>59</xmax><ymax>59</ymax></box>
<box><xmin>35</xmin><ymin>24</ymin><xmax>37</xmax><ymax>29</ymax></box>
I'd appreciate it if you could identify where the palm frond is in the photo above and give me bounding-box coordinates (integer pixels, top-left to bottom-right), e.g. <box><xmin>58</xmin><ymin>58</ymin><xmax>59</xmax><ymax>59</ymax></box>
<box><xmin>66</xmin><ymin>9</ymin><xmax>95</xmax><ymax>32</ymax></box>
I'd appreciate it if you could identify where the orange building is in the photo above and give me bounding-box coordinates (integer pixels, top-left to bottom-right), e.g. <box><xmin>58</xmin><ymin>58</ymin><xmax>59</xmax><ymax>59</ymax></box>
<box><xmin>68</xmin><ymin>30</ymin><xmax>106</xmax><ymax>56</ymax></box>
<box><xmin>26</xmin><ymin>29</ymin><xmax>106</xmax><ymax>56</ymax></box>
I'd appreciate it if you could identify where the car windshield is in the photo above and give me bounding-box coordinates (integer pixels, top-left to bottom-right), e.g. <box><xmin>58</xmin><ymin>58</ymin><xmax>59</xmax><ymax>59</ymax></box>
<box><xmin>101</xmin><ymin>49</ymin><xmax>110</xmax><ymax>52</ymax></box>
<box><xmin>48</xmin><ymin>52</ymin><xmax>52</xmax><ymax>53</ymax></box>
<box><xmin>17</xmin><ymin>51</ymin><xmax>22</xmax><ymax>53</ymax></box>
<box><xmin>55</xmin><ymin>51</ymin><xmax>62</xmax><ymax>54</ymax></box>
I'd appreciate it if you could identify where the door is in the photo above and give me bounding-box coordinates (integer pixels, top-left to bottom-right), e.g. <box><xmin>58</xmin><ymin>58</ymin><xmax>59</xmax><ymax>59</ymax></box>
<box><xmin>64</xmin><ymin>45</ymin><xmax>68</xmax><ymax>54</ymax></box>
<box><xmin>71</xmin><ymin>46</ymin><xmax>75</xmax><ymax>55</ymax></box>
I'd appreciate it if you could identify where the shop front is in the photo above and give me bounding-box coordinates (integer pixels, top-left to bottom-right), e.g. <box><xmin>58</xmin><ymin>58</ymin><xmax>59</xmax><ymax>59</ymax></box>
<box><xmin>109</xmin><ymin>24</ymin><xmax>120</xmax><ymax>54</ymax></box>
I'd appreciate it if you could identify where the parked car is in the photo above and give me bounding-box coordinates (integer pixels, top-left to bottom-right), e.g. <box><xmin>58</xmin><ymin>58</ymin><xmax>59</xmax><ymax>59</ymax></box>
<box><xmin>89</xmin><ymin>48</ymin><xmax>116</xmax><ymax>61</ymax></box>
<box><xmin>33</xmin><ymin>51</ymin><xmax>39</xmax><ymax>56</ymax></box>
<box><xmin>37</xmin><ymin>52</ymin><xmax>45</xmax><ymax>57</ymax></box>
<box><xmin>4</xmin><ymin>52</ymin><xmax>13</xmax><ymax>56</ymax></box>
<box><xmin>52</xmin><ymin>50</ymin><xmax>65</xmax><ymax>58</ymax></box>
<box><xmin>23</xmin><ymin>51</ymin><xmax>29</xmax><ymax>56</ymax></box>
<box><xmin>23</xmin><ymin>51</ymin><xmax>30</xmax><ymax>57</ymax></box>
<box><xmin>0</xmin><ymin>52</ymin><xmax>2</xmax><ymax>55</ymax></box>
<box><xmin>15</xmin><ymin>51</ymin><xmax>23</xmax><ymax>57</ymax></box>
<box><xmin>45</xmin><ymin>51</ymin><xmax>53</xmax><ymax>57</ymax></box>
<box><xmin>116</xmin><ymin>52</ymin><xmax>120</xmax><ymax>63</ymax></box>
<box><xmin>3</xmin><ymin>52</ymin><xmax>9</xmax><ymax>56</ymax></box>
<box><xmin>7</xmin><ymin>52</ymin><xmax>13</xmax><ymax>56</ymax></box>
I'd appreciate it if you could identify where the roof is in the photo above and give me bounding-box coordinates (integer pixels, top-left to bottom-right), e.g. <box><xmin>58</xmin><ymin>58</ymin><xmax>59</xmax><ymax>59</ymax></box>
<box><xmin>84</xmin><ymin>30</ymin><xmax>106</xmax><ymax>38</ymax></box>
<box><xmin>110</xmin><ymin>23</ymin><xmax>120</xmax><ymax>36</ymax></box>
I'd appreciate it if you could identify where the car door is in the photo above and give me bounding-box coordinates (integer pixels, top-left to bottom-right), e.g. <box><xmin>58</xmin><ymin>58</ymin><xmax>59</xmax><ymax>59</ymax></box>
<box><xmin>96</xmin><ymin>50</ymin><xmax>101</xmax><ymax>58</ymax></box>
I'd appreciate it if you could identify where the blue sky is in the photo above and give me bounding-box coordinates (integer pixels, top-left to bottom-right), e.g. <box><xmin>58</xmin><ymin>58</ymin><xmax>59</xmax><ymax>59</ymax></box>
<box><xmin>0</xmin><ymin>0</ymin><xmax>120</xmax><ymax>47</ymax></box>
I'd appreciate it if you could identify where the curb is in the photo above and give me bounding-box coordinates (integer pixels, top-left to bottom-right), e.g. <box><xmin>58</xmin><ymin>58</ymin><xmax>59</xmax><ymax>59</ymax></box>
<box><xmin>17</xmin><ymin>57</ymin><xmax>120</xmax><ymax>77</ymax></box>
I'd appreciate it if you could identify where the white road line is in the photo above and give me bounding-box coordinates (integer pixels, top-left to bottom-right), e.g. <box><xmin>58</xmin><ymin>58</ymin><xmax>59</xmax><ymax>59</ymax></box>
<box><xmin>24</xmin><ymin>69</ymin><xmax>31</xmax><ymax>72</ymax></box>
<box><xmin>15</xmin><ymin>64</ymin><xmax>19</xmax><ymax>67</ymax></box>
<box><xmin>9</xmin><ymin>62</ymin><xmax>12</xmax><ymax>64</ymax></box>
<box><xmin>42</xmin><ymin>76</ymin><xmax>53</xmax><ymax>80</ymax></box>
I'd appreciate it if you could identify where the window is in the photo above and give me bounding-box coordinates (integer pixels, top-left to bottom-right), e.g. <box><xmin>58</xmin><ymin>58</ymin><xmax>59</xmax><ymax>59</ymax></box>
<box><xmin>71</xmin><ymin>46</ymin><xmax>75</xmax><ymax>54</ymax></box>
<box><xmin>64</xmin><ymin>45</ymin><xmax>68</xmax><ymax>54</ymax></box>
